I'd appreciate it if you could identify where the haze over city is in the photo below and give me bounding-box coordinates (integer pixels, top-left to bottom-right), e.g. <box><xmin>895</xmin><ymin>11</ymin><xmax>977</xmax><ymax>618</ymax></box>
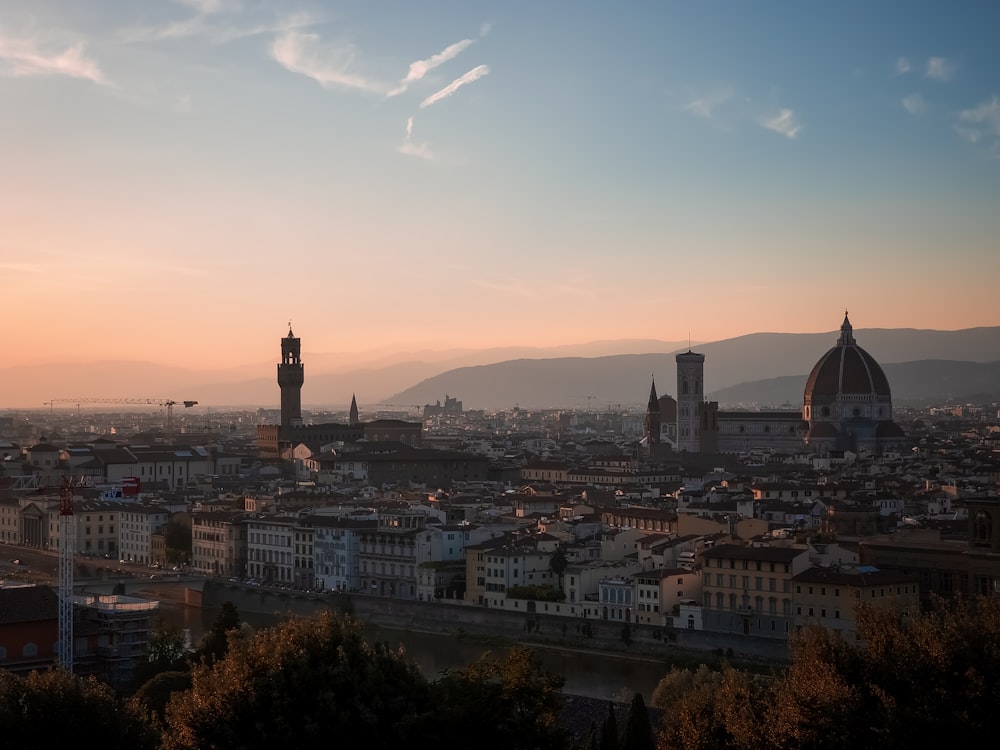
<box><xmin>2</xmin><ymin>1</ymin><xmax>998</xmax><ymax>380</ymax></box>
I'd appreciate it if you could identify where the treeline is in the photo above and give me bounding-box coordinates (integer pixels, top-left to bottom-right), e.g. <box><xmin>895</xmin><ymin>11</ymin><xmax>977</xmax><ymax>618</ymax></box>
<box><xmin>1</xmin><ymin>595</ymin><xmax>999</xmax><ymax>749</ymax></box>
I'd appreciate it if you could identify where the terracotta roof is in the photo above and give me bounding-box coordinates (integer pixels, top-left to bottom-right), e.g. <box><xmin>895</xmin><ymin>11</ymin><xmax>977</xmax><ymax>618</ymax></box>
<box><xmin>702</xmin><ymin>543</ymin><xmax>807</xmax><ymax>562</ymax></box>
<box><xmin>804</xmin><ymin>315</ymin><xmax>891</xmax><ymax>399</ymax></box>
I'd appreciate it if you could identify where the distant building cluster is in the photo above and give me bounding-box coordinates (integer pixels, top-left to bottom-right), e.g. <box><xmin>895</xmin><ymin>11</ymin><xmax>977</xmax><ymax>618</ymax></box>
<box><xmin>1</xmin><ymin>314</ymin><xmax>998</xmax><ymax>678</ymax></box>
<box><xmin>644</xmin><ymin>313</ymin><xmax>907</xmax><ymax>457</ymax></box>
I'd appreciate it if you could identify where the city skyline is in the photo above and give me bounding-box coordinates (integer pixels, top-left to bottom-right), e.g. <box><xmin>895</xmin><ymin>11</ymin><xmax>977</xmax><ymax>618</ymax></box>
<box><xmin>2</xmin><ymin>1</ymin><xmax>999</xmax><ymax>373</ymax></box>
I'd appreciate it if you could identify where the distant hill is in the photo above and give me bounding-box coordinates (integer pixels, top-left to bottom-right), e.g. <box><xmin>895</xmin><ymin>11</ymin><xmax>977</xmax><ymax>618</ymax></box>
<box><xmin>385</xmin><ymin>327</ymin><xmax>1000</xmax><ymax>410</ymax></box>
<box><xmin>0</xmin><ymin>339</ymin><xmax>694</xmax><ymax>410</ymax></box>
<box><xmin>709</xmin><ymin>360</ymin><xmax>1000</xmax><ymax>408</ymax></box>
<box><xmin>386</xmin><ymin>357</ymin><xmax>1000</xmax><ymax>411</ymax></box>
<box><xmin>3</xmin><ymin>328</ymin><xmax>998</xmax><ymax>411</ymax></box>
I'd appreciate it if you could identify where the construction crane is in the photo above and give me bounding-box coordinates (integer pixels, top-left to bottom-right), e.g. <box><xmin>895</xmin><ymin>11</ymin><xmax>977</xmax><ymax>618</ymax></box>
<box><xmin>53</xmin><ymin>475</ymin><xmax>91</xmax><ymax>671</ymax></box>
<box><xmin>44</xmin><ymin>398</ymin><xmax>198</xmax><ymax>433</ymax></box>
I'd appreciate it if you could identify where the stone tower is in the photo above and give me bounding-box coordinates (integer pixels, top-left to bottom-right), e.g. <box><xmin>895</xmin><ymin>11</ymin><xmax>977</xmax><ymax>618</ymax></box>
<box><xmin>675</xmin><ymin>350</ymin><xmax>705</xmax><ymax>452</ymax></box>
<box><xmin>278</xmin><ymin>326</ymin><xmax>304</xmax><ymax>428</ymax></box>
<box><xmin>349</xmin><ymin>394</ymin><xmax>360</xmax><ymax>426</ymax></box>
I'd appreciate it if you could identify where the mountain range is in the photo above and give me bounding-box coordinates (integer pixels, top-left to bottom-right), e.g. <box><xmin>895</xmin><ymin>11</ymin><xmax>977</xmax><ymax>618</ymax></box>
<box><xmin>3</xmin><ymin>328</ymin><xmax>998</xmax><ymax>412</ymax></box>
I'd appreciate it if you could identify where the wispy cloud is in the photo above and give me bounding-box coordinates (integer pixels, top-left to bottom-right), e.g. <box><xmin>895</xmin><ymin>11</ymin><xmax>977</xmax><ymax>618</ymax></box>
<box><xmin>682</xmin><ymin>89</ymin><xmax>733</xmax><ymax>119</ymax></box>
<box><xmin>0</xmin><ymin>31</ymin><xmax>105</xmax><ymax>83</ymax></box>
<box><xmin>902</xmin><ymin>93</ymin><xmax>926</xmax><ymax>115</ymax></box>
<box><xmin>956</xmin><ymin>96</ymin><xmax>1000</xmax><ymax>152</ymax></box>
<box><xmin>894</xmin><ymin>57</ymin><xmax>912</xmax><ymax>75</ymax></box>
<box><xmin>175</xmin><ymin>0</ymin><xmax>242</xmax><ymax>13</ymax></box>
<box><xmin>388</xmin><ymin>38</ymin><xmax>475</xmax><ymax>97</ymax></box>
<box><xmin>420</xmin><ymin>64</ymin><xmax>489</xmax><ymax>108</ymax></box>
<box><xmin>121</xmin><ymin>9</ymin><xmax>312</xmax><ymax>45</ymax></box>
<box><xmin>760</xmin><ymin>109</ymin><xmax>802</xmax><ymax>139</ymax></box>
<box><xmin>398</xmin><ymin>116</ymin><xmax>433</xmax><ymax>160</ymax></box>
<box><xmin>271</xmin><ymin>30</ymin><xmax>386</xmax><ymax>94</ymax></box>
<box><xmin>926</xmin><ymin>56</ymin><xmax>957</xmax><ymax>81</ymax></box>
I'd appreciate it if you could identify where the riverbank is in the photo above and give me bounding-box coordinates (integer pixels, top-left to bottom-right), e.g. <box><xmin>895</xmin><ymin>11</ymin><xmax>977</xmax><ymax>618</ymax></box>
<box><xmin>197</xmin><ymin>579</ymin><xmax>791</xmax><ymax>667</ymax></box>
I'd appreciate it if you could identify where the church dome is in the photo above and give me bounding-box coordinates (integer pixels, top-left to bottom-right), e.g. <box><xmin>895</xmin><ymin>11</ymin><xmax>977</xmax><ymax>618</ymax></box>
<box><xmin>804</xmin><ymin>313</ymin><xmax>890</xmax><ymax>403</ymax></box>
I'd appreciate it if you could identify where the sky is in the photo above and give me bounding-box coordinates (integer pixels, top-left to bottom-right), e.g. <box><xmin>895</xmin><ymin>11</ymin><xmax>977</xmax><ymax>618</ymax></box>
<box><xmin>2</xmin><ymin>0</ymin><xmax>999</xmax><ymax>371</ymax></box>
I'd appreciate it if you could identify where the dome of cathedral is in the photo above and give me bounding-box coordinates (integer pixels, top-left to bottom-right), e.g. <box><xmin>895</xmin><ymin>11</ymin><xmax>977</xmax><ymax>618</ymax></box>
<box><xmin>803</xmin><ymin>313</ymin><xmax>890</xmax><ymax>403</ymax></box>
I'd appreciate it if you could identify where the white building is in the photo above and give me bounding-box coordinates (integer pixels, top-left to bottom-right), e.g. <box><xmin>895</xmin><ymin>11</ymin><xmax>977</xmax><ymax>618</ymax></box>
<box><xmin>246</xmin><ymin>514</ymin><xmax>296</xmax><ymax>584</ymax></box>
<box><xmin>118</xmin><ymin>503</ymin><xmax>169</xmax><ymax>564</ymax></box>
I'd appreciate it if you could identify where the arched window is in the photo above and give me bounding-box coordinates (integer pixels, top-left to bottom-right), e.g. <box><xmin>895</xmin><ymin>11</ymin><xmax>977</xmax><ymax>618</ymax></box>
<box><xmin>22</xmin><ymin>643</ymin><xmax>38</xmax><ymax>658</ymax></box>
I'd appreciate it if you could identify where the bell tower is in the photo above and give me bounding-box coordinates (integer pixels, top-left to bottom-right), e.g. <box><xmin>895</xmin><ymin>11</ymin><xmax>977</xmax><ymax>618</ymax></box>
<box><xmin>278</xmin><ymin>325</ymin><xmax>304</xmax><ymax>428</ymax></box>
<box><xmin>676</xmin><ymin>350</ymin><xmax>705</xmax><ymax>453</ymax></box>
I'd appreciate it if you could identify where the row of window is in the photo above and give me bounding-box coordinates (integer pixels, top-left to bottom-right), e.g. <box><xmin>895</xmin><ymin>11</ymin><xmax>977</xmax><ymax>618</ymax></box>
<box><xmin>710</xmin><ymin>558</ymin><xmax>790</xmax><ymax>573</ymax></box>
<box><xmin>714</xmin><ymin>574</ymin><xmax>791</xmax><ymax>593</ymax></box>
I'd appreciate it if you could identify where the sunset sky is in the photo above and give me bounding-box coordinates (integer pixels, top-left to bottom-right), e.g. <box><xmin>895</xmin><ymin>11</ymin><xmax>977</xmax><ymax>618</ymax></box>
<box><xmin>2</xmin><ymin>1</ymin><xmax>999</xmax><ymax>371</ymax></box>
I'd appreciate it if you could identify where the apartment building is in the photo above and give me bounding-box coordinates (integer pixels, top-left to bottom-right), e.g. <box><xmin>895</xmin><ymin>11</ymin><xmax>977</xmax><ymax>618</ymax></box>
<box><xmin>358</xmin><ymin>508</ymin><xmax>428</xmax><ymax>599</ymax></box>
<box><xmin>634</xmin><ymin>567</ymin><xmax>704</xmax><ymax>627</ymax></box>
<box><xmin>701</xmin><ymin>543</ymin><xmax>812</xmax><ymax>639</ymax></box>
<box><xmin>118</xmin><ymin>504</ymin><xmax>169</xmax><ymax>564</ymax></box>
<box><xmin>310</xmin><ymin>515</ymin><xmax>376</xmax><ymax>593</ymax></box>
<box><xmin>246</xmin><ymin>514</ymin><xmax>296</xmax><ymax>584</ymax></box>
<box><xmin>791</xmin><ymin>564</ymin><xmax>920</xmax><ymax>640</ymax></box>
<box><xmin>191</xmin><ymin>511</ymin><xmax>247</xmax><ymax>577</ymax></box>
<box><xmin>480</xmin><ymin>540</ymin><xmax>556</xmax><ymax>609</ymax></box>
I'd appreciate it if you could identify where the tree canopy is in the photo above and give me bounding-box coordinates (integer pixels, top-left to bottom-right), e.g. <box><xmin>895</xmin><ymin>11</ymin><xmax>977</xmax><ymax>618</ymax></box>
<box><xmin>0</xmin><ymin>668</ymin><xmax>158</xmax><ymax>750</ymax></box>
<box><xmin>163</xmin><ymin>611</ymin><xmax>430</xmax><ymax>750</ymax></box>
<box><xmin>4</xmin><ymin>594</ymin><xmax>1000</xmax><ymax>749</ymax></box>
<box><xmin>654</xmin><ymin>595</ymin><xmax>1000</xmax><ymax>750</ymax></box>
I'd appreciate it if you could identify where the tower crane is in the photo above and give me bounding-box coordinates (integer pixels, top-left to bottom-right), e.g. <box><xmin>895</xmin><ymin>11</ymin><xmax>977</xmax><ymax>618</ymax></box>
<box><xmin>52</xmin><ymin>474</ymin><xmax>92</xmax><ymax>671</ymax></box>
<box><xmin>44</xmin><ymin>398</ymin><xmax>198</xmax><ymax>433</ymax></box>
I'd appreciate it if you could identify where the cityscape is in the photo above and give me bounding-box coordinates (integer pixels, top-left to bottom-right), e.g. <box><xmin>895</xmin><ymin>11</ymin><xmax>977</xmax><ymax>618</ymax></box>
<box><xmin>2</xmin><ymin>315</ymin><xmax>1000</xmax><ymax>746</ymax></box>
<box><xmin>3</xmin><ymin>2</ymin><xmax>999</xmax><ymax>747</ymax></box>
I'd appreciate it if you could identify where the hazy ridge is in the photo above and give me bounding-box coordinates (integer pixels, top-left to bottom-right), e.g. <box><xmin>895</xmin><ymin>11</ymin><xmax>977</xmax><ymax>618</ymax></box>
<box><xmin>3</xmin><ymin>329</ymin><xmax>997</xmax><ymax>411</ymax></box>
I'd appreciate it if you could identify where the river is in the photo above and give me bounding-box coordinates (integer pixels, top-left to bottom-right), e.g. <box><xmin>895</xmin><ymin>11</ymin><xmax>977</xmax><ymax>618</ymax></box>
<box><xmin>157</xmin><ymin>601</ymin><xmax>674</xmax><ymax>702</ymax></box>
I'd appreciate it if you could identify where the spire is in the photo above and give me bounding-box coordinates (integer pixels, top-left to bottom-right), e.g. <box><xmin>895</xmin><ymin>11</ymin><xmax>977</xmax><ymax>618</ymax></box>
<box><xmin>837</xmin><ymin>310</ymin><xmax>855</xmax><ymax>346</ymax></box>
<box><xmin>349</xmin><ymin>394</ymin><xmax>359</xmax><ymax>426</ymax></box>
<box><xmin>647</xmin><ymin>376</ymin><xmax>660</xmax><ymax>412</ymax></box>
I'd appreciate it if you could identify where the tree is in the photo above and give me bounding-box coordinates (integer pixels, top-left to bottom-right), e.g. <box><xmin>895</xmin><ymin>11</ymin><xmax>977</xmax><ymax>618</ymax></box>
<box><xmin>163</xmin><ymin>611</ymin><xmax>430</xmax><ymax>750</ymax></box>
<box><xmin>656</xmin><ymin>666</ymin><xmax>763</xmax><ymax>750</ymax></box>
<box><xmin>550</xmin><ymin>545</ymin><xmax>569</xmax><ymax>587</ymax></box>
<box><xmin>132</xmin><ymin>618</ymin><xmax>192</xmax><ymax>688</ymax></box>
<box><xmin>650</xmin><ymin>664</ymin><xmax>721</xmax><ymax>716</ymax></box>
<box><xmin>196</xmin><ymin>601</ymin><xmax>242</xmax><ymax>666</ymax></box>
<box><xmin>130</xmin><ymin>671</ymin><xmax>193</xmax><ymax>726</ymax></box>
<box><xmin>620</xmin><ymin>693</ymin><xmax>655</xmax><ymax>750</ymax></box>
<box><xmin>0</xmin><ymin>668</ymin><xmax>158</xmax><ymax>750</ymax></box>
<box><xmin>403</xmin><ymin>645</ymin><xmax>569</xmax><ymax>750</ymax></box>
<box><xmin>162</xmin><ymin>513</ymin><xmax>192</xmax><ymax>564</ymax></box>
<box><xmin>600</xmin><ymin>701</ymin><xmax>618</xmax><ymax>750</ymax></box>
<box><xmin>764</xmin><ymin>594</ymin><xmax>1000</xmax><ymax>749</ymax></box>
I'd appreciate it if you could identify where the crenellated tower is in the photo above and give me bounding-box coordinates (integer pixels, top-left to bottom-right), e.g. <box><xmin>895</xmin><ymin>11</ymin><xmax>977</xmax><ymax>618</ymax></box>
<box><xmin>278</xmin><ymin>325</ymin><xmax>304</xmax><ymax>428</ymax></box>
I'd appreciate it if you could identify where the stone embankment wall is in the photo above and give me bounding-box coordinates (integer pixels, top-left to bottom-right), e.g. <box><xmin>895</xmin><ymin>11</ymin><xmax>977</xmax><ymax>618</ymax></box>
<box><xmin>201</xmin><ymin>581</ymin><xmax>791</xmax><ymax>665</ymax></box>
